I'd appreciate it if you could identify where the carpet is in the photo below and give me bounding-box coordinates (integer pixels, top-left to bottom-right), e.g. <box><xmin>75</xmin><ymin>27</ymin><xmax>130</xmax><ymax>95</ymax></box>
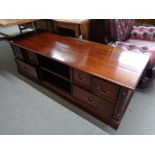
<box><xmin>0</xmin><ymin>67</ymin><xmax>108</xmax><ymax>134</ymax></box>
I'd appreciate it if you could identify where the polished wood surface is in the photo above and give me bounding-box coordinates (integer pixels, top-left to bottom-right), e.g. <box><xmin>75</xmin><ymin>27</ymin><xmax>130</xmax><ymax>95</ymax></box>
<box><xmin>12</xmin><ymin>32</ymin><xmax>149</xmax><ymax>90</ymax></box>
<box><xmin>0</xmin><ymin>19</ymin><xmax>37</xmax><ymax>27</ymax></box>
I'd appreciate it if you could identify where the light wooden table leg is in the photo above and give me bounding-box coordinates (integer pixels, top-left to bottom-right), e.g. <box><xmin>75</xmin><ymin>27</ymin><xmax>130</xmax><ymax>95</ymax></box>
<box><xmin>75</xmin><ymin>25</ymin><xmax>80</xmax><ymax>38</ymax></box>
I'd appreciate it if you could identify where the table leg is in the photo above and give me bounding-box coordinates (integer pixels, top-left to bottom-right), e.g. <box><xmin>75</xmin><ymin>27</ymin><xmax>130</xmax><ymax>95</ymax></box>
<box><xmin>75</xmin><ymin>25</ymin><xmax>80</xmax><ymax>38</ymax></box>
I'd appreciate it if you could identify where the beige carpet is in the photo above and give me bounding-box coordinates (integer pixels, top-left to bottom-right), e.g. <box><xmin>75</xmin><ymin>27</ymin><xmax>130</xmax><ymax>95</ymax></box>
<box><xmin>0</xmin><ymin>67</ymin><xmax>109</xmax><ymax>134</ymax></box>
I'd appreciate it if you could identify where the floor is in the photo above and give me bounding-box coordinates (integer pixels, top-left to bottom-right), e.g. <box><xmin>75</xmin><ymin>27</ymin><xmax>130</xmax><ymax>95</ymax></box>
<box><xmin>0</xmin><ymin>26</ymin><xmax>155</xmax><ymax>134</ymax></box>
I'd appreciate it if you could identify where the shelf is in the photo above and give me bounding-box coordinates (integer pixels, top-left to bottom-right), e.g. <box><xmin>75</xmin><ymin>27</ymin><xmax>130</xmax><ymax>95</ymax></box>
<box><xmin>40</xmin><ymin>69</ymin><xmax>71</xmax><ymax>94</ymax></box>
<box><xmin>38</xmin><ymin>55</ymin><xmax>70</xmax><ymax>80</ymax></box>
<box><xmin>40</xmin><ymin>66</ymin><xmax>70</xmax><ymax>82</ymax></box>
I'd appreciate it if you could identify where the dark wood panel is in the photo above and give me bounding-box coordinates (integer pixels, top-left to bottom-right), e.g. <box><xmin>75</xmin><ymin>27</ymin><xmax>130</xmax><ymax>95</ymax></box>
<box><xmin>73</xmin><ymin>85</ymin><xmax>114</xmax><ymax>116</ymax></box>
<box><xmin>40</xmin><ymin>68</ymin><xmax>71</xmax><ymax>94</ymax></box>
<box><xmin>73</xmin><ymin>69</ymin><xmax>91</xmax><ymax>88</ymax></box>
<box><xmin>24</xmin><ymin>50</ymin><xmax>38</xmax><ymax>65</ymax></box>
<box><xmin>11</xmin><ymin>44</ymin><xmax>24</xmax><ymax>60</ymax></box>
<box><xmin>38</xmin><ymin>54</ymin><xmax>70</xmax><ymax>80</ymax></box>
<box><xmin>113</xmin><ymin>87</ymin><xmax>134</xmax><ymax>121</ymax></box>
<box><xmin>89</xmin><ymin>19</ymin><xmax>108</xmax><ymax>44</ymax></box>
<box><xmin>15</xmin><ymin>58</ymin><xmax>38</xmax><ymax>79</ymax></box>
<box><xmin>92</xmin><ymin>77</ymin><xmax>119</xmax><ymax>103</ymax></box>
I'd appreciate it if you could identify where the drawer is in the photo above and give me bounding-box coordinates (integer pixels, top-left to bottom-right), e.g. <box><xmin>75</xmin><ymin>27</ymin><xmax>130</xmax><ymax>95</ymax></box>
<box><xmin>25</xmin><ymin>50</ymin><xmax>38</xmax><ymax>65</ymax></box>
<box><xmin>73</xmin><ymin>85</ymin><xmax>114</xmax><ymax>116</ymax></box>
<box><xmin>11</xmin><ymin>44</ymin><xmax>23</xmax><ymax>60</ymax></box>
<box><xmin>73</xmin><ymin>69</ymin><xmax>91</xmax><ymax>88</ymax></box>
<box><xmin>92</xmin><ymin>77</ymin><xmax>119</xmax><ymax>103</ymax></box>
<box><xmin>16</xmin><ymin>59</ymin><xmax>38</xmax><ymax>79</ymax></box>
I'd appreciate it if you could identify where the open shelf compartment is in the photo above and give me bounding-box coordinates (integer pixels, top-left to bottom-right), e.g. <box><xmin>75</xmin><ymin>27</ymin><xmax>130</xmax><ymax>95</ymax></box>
<box><xmin>38</xmin><ymin>55</ymin><xmax>70</xmax><ymax>80</ymax></box>
<box><xmin>40</xmin><ymin>69</ymin><xmax>71</xmax><ymax>94</ymax></box>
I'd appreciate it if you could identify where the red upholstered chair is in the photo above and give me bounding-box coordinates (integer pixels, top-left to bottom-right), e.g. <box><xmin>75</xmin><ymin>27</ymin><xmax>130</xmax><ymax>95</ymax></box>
<box><xmin>107</xmin><ymin>19</ymin><xmax>155</xmax><ymax>88</ymax></box>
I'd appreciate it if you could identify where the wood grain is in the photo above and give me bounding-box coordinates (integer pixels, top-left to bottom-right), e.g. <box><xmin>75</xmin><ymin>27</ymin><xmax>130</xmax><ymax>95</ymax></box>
<box><xmin>0</xmin><ymin>19</ymin><xmax>37</xmax><ymax>27</ymax></box>
<box><xmin>11</xmin><ymin>32</ymin><xmax>150</xmax><ymax>90</ymax></box>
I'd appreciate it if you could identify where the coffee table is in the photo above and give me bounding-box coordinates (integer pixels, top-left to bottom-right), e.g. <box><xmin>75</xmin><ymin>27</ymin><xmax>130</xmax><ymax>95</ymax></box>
<box><xmin>10</xmin><ymin>32</ymin><xmax>150</xmax><ymax>129</ymax></box>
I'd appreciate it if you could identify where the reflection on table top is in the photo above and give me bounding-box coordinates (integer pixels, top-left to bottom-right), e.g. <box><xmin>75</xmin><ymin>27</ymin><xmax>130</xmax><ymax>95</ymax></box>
<box><xmin>12</xmin><ymin>32</ymin><xmax>150</xmax><ymax>89</ymax></box>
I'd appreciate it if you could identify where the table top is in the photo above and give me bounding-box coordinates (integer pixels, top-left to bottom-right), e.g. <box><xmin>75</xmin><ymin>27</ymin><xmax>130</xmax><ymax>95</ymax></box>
<box><xmin>11</xmin><ymin>32</ymin><xmax>150</xmax><ymax>90</ymax></box>
<box><xmin>53</xmin><ymin>19</ymin><xmax>88</xmax><ymax>24</ymax></box>
<box><xmin>0</xmin><ymin>19</ymin><xmax>37</xmax><ymax>27</ymax></box>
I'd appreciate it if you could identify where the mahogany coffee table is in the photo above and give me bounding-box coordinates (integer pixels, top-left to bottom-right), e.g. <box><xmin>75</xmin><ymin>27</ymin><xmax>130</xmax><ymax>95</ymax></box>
<box><xmin>10</xmin><ymin>32</ymin><xmax>150</xmax><ymax>129</ymax></box>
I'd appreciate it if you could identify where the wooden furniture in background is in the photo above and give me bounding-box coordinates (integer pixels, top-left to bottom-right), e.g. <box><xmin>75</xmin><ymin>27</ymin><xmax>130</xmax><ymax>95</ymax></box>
<box><xmin>10</xmin><ymin>32</ymin><xmax>149</xmax><ymax>129</ymax></box>
<box><xmin>0</xmin><ymin>19</ymin><xmax>37</xmax><ymax>27</ymax></box>
<box><xmin>135</xmin><ymin>19</ymin><xmax>155</xmax><ymax>26</ymax></box>
<box><xmin>18</xmin><ymin>21</ymin><xmax>36</xmax><ymax>34</ymax></box>
<box><xmin>28</xmin><ymin>19</ymin><xmax>55</xmax><ymax>32</ymax></box>
<box><xmin>0</xmin><ymin>19</ymin><xmax>38</xmax><ymax>40</ymax></box>
<box><xmin>80</xmin><ymin>20</ymin><xmax>90</xmax><ymax>40</ymax></box>
<box><xmin>88</xmin><ymin>19</ymin><xmax>108</xmax><ymax>43</ymax></box>
<box><xmin>53</xmin><ymin>19</ymin><xmax>89</xmax><ymax>38</ymax></box>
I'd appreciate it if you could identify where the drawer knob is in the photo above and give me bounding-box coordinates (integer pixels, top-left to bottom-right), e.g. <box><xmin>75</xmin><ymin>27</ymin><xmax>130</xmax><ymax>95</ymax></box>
<box><xmin>85</xmin><ymin>97</ymin><xmax>95</xmax><ymax>105</ymax></box>
<box><xmin>78</xmin><ymin>75</ymin><xmax>85</xmax><ymax>81</ymax></box>
<box><xmin>23</xmin><ymin>66</ymin><xmax>29</xmax><ymax>72</ymax></box>
<box><xmin>28</xmin><ymin>53</ymin><xmax>36</xmax><ymax>59</ymax></box>
<box><xmin>97</xmin><ymin>86</ymin><xmax>110</xmax><ymax>94</ymax></box>
<box><xmin>29</xmin><ymin>54</ymin><xmax>34</xmax><ymax>59</ymax></box>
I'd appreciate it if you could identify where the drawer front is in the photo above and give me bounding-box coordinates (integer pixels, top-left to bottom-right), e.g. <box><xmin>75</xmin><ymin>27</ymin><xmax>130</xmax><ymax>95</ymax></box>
<box><xmin>92</xmin><ymin>77</ymin><xmax>119</xmax><ymax>103</ymax></box>
<box><xmin>11</xmin><ymin>44</ymin><xmax>23</xmax><ymax>60</ymax></box>
<box><xmin>73</xmin><ymin>69</ymin><xmax>91</xmax><ymax>88</ymax></box>
<box><xmin>73</xmin><ymin>85</ymin><xmax>114</xmax><ymax>116</ymax></box>
<box><xmin>16</xmin><ymin>59</ymin><xmax>38</xmax><ymax>79</ymax></box>
<box><xmin>26</xmin><ymin>50</ymin><xmax>38</xmax><ymax>65</ymax></box>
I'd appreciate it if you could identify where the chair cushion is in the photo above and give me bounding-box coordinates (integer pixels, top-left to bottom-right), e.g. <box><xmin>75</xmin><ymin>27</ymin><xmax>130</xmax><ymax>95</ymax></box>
<box><xmin>115</xmin><ymin>39</ymin><xmax>155</xmax><ymax>65</ymax></box>
<box><xmin>126</xmin><ymin>39</ymin><xmax>155</xmax><ymax>49</ymax></box>
<box><xmin>130</xmin><ymin>26</ymin><xmax>155</xmax><ymax>41</ymax></box>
